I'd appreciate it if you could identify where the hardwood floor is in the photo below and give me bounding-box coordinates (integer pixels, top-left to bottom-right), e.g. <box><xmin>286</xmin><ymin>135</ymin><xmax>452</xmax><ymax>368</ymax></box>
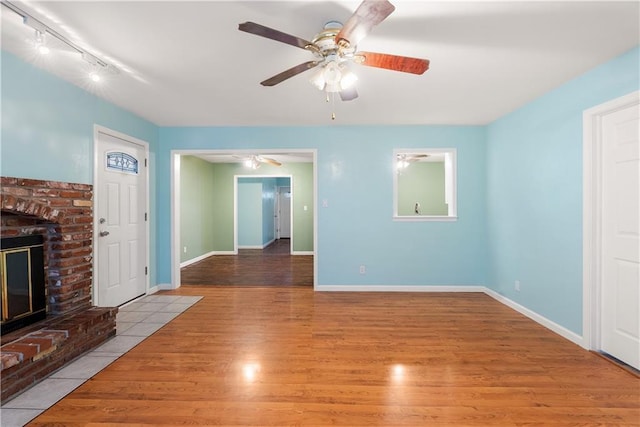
<box><xmin>29</xmin><ymin>287</ymin><xmax>639</xmax><ymax>426</ymax></box>
<box><xmin>180</xmin><ymin>239</ymin><xmax>313</xmax><ymax>286</ymax></box>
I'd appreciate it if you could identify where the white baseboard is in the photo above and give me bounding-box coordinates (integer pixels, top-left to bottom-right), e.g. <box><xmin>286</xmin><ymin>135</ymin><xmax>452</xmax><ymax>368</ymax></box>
<box><xmin>314</xmin><ymin>284</ymin><xmax>584</xmax><ymax>348</ymax></box>
<box><xmin>151</xmin><ymin>274</ymin><xmax>584</xmax><ymax>349</ymax></box>
<box><xmin>180</xmin><ymin>250</ymin><xmax>216</xmax><ymax>268</ymax></box>
<box><xmin>147</xmin><ymin>286</ymin><xmax>159</xmax><ymax>295</ymax></box>
<box><xmin>315</xmin><ymin>285</ymin><xmax>485</xmax><ymax>292</ymax></box>
<box><xmin>263</xmin><ymin>238</ymin><xmax>275</xmax><ymax>248</ymax></box>
<box><xmin>157</xmin><ymin>282</ymin><xmax>177</xmax><ymax>290</ymax></box>
<box><xmin>483</xmin><ymin>288</ymin><xmax>585</xmax><ymax>348</ymax></box>
<box><xmin>292</xmin><ymin>251</ymin><xmax>314</xmax><ymax>256</ymax></box>
<box><xmin>238</xmin><ymin>239</ymin><xmax>277</xmax><ymax>250</ymax></box>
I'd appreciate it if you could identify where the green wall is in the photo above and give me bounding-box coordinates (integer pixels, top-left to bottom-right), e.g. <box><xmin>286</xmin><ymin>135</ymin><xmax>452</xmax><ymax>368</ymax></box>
<box><xmin>181</xmin><ymin>159</ymin><xmax>313</xmax><ymax>256</ymax></box>
<box><xmin>180</xmin><ymin>156</ymin><xmax>216</xmax><ymax>262</ymax></box>
<box><xmin>397</xmin><ymin>162</ymin><xmax>447</xmax><ymax>215</ymax></box>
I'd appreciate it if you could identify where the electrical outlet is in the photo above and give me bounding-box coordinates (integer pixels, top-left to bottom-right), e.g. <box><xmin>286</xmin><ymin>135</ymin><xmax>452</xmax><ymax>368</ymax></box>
<box><xmin>515</xmin><ymin>280</ymin><xmax>521</xmax><ymax>291</ymax></box>
<box><xmin>359</xmin><ymin>265</ymin><xmax>366</xmax><ymax>274</ymax></box>
<box><xmin>183</xmin><ymin>246</ymin><xmax>187</xmax><ymax>254</ymax></box>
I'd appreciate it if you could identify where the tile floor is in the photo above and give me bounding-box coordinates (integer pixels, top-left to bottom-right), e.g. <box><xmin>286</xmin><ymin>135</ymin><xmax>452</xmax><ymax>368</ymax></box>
<box><xmin>1</xmin><ymin>294</ymin><xmax>202</xmax><ymax>427</ymax></box>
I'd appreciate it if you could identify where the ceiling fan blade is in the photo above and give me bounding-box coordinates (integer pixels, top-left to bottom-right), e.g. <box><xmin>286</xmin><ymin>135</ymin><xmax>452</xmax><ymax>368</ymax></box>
<box><xmin>259</xmin><ymin>157</ymin><xmax>282</xmax><ymax>167</ymax></box>
<box><xmin>260</xmin><ymin>61</ymin><xmax>320</xmax><ymax>86</ymax></box>
<box><xmin>239</xmin><ymin>22</ymin><xmax>313</xmax><ymax>50</ymax></box>
<box><xmin>335</xmin><ymin>0</ymin><xmax>395</xmax><ymax>48</ymax></box>
<box><xmin>340</xmin><ymin>87</ymin><xmax>359</xmax><ymax>101</ymax></box>
<box><xmin>357</xmin><ymin>51</ymin><xmax>429</xmax><ymax>75</ymax></box>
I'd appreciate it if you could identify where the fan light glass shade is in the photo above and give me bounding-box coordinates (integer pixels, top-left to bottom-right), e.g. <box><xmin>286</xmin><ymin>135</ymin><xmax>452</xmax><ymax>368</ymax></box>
<box><xmin>309</xmin><ymin>60</ymin><xmax>358</xmax><ymax>93</ymax></box>
<box><xmin>324</xmin><ymin>61</ymin><xmax>342</xmax><ymax>85</ymax></box>
<box><xmin>309</xmin><ymin>67</ymin><xmax>325</xmax><ymax>90</ymax></box>
<box><xmin>340</xmin><ymin>67</ymin><xmax>358</xmax><ymax>90</ymax></box>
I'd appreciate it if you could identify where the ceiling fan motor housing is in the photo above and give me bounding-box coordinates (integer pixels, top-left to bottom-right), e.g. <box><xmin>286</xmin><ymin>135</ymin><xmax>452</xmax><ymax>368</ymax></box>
<box><xmin>311</xmin><ymin>22</ymin><xmax>355</xmax><ymax>61</ymax></box>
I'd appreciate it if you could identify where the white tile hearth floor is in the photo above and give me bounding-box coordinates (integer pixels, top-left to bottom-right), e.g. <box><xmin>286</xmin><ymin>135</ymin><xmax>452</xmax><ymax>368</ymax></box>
<box><xmin>1</xmin><ymin>294</ymin><xmax>202</xmax><ymax>427</ymax></box>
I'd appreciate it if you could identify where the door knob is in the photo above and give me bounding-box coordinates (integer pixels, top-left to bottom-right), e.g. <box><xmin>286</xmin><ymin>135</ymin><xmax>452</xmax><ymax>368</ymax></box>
<box><xmin>99</xmin><ymin>231</ymin><xmax>110</xmax><ymax>237</ymax></box>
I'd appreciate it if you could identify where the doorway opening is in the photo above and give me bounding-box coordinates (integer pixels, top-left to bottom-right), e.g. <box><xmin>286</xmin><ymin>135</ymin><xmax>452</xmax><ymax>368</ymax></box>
<box><xmin>235</xmin><ymin>175</ymin><xmax>292</xmax><ymax>254</ymax></box>
<box><xmin>171</xmin><ymin>149</ymin><xmax>317</xmax><ymax>288</ymax></box>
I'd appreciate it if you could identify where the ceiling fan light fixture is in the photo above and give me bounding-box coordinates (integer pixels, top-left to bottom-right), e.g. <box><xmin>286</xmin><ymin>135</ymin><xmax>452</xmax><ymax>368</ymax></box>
<box><xmin>244</xmin><ymin>157</ymin><xmax>261</xmax><ymax>170</ymax></box>
<box><xmin>397</xmin><ymin>159</ymin><xmax>409</xmax><ymax>170</ymax></box>
<box><xmin>309</xmin><ymin>61</ymin><xmax>358</xmax><ymax>93</ymax></box>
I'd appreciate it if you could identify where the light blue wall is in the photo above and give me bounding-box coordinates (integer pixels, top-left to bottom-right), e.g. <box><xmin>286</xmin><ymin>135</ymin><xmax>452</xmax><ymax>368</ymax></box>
<box><xmin>6</xmin><ymin>43</ymin><xmax>638</xmax><ymax>338</ymax></box>
<box><xmin>262</xmin><ymin>178</ymin><xmax>277</xmax><ymax>245</ymax></box>
<box><xmin>238</xmin><ymin>179</ymin><xmax>263</xmax><ymax>247</ymax></box>
<box><xmin>157</xmin><ymin>126</ymin><xmax>488</xmax><ymax>287</ymax></box>
<box><xmin>1</xmin><ymin>51</ymin><xmax>158</xmax><ymax>183</ymax></box>
<box><xmin>1</xmin><ymin>50</ymin><xmax>160</xmax><ymax>287</ymax></box>
<box><xmin>486</xmin><ymin>46</ymin><xmax>640</xmax><ymax>335</ymax></box>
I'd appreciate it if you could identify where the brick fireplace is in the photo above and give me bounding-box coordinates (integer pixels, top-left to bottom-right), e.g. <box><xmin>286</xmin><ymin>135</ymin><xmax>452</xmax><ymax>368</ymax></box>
<box><xmin>0</xmin><ymin>177</ymin><xmax>117</xmax><ymax>403</ymax></box>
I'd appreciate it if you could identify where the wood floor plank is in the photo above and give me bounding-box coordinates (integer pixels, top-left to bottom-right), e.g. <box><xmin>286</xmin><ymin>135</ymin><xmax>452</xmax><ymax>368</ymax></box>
<box><xmin>30</xmin><ymin>287</ymin><xmax>640</xmax><ymax>426</ymax></box>
<box><xmin>180</xmin><ymin>239</ymin><xmax>313</xmax><ymax>286</ymax></box>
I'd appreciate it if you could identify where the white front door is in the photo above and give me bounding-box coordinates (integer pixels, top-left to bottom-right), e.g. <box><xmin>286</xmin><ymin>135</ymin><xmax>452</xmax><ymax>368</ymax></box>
<box><xmin>95</xmin><ymin>129</ymin><xmax>148</xmax><ymax>307</ymax></box>
<box><xmin>278</xmin><ymin>187</ymin><xmax>291</xmax><ymax>239</ymax></box>
<box><xmin>601</xmin><ymin>101</ymin><xmax>640</xmax><ymax>369</ymax></box>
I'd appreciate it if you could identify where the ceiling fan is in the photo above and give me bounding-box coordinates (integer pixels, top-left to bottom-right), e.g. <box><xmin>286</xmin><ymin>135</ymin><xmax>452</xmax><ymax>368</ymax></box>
<box><xmin>234</xmin><ymin>155</ymin><xmax>282</xmax><ymax>169</ymax></box>
<box><xmin>238</xmin><ymin>0</ymin><xmax>429</xmax><ymax>103</ymax></box>
<box><xmin>397</xmin><ymin>153</ymin><xmax>429</xmax><ymax>169</ymax></box>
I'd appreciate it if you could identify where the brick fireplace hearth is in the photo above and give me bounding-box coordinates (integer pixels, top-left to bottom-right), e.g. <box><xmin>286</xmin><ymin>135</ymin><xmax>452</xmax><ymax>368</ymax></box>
<box><xmin>1</xmin><ymin>177</ymin><xmax>117</xmax><ymax>403</ymax></box>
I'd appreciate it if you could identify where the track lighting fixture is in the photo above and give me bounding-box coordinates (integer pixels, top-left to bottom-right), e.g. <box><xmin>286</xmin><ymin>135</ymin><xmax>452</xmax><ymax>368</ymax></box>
<box><xmin>34</xmin><ymin>30</ymin><xmax>50</xmax><ymax>55</ymax></box>
<box><xmin>2</xmin><ymin>1</ymin><xmax>119</xmax><ymax>82</ymax></box>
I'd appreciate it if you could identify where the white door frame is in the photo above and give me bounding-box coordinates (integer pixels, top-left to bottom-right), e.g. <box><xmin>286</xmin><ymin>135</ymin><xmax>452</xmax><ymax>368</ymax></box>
<box><xmin>582</xmin><ymin>90</ymin><xmax>639</xmax><ymax>351</ymax></box>
<box><xmin>92</xmin><ymin>125</ymin><xmax>150</xmax><ymax>306</ymax></box>
<box><xmin>234</xmin><ymin>175</ymin><xmax>293</xmax><ymax>253</ymax></box>
<box><xmin>170</xmin><ymin>149</ymin><xmax>317</xmax><ymax>290</ymax></box>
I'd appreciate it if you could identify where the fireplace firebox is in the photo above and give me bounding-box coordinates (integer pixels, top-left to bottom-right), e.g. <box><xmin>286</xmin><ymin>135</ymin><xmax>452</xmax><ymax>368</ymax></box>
<box><xmin>1</xmin><ymin>234</ymin><xmax>46</xmax><ymax>335</ymax></box>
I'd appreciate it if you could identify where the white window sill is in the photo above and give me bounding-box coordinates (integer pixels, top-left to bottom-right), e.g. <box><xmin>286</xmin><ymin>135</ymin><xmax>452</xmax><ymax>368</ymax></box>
<box><xmin>393</xmin><ymin>215</ymin><xmax>458</xmax><ymax>222</ymax></box>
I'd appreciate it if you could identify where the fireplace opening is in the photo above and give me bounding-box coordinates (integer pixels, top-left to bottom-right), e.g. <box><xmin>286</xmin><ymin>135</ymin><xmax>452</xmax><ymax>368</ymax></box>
<box><xmin>1</xmin><ymin>234</ymin><xmax>47</xmax><ymax>335</ymax></box>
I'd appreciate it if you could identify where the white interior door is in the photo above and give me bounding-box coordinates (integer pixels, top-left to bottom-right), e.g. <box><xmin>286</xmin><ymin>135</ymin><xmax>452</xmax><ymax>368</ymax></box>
<box><xmin>278</xmin><ymin>187</ymin><xmax>291</xmax><ymax>239</ymax></box>
<box><xmin>601</xmin><ymin>102</ymin><xmax>640</xmax><ymax>369</ymax></box>
<box><xmin>96</xmin><ymin>130</ymin><xmax>147</xmax><ymax>307</ymax></box>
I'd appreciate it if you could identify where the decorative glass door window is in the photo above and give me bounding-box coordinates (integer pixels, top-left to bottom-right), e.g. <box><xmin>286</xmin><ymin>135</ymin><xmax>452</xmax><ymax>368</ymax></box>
<box><xmin>106</xmin><ymin>151</ymin><xmax>138</xmax><ymax>174</ymax></box>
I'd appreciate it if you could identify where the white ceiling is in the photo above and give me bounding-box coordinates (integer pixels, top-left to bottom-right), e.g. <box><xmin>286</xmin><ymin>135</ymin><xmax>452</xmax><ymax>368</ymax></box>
<box><xmin>2</xmin><ymin>1</ymin><xmax>638</xmax><ymax>127</ymax></box>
